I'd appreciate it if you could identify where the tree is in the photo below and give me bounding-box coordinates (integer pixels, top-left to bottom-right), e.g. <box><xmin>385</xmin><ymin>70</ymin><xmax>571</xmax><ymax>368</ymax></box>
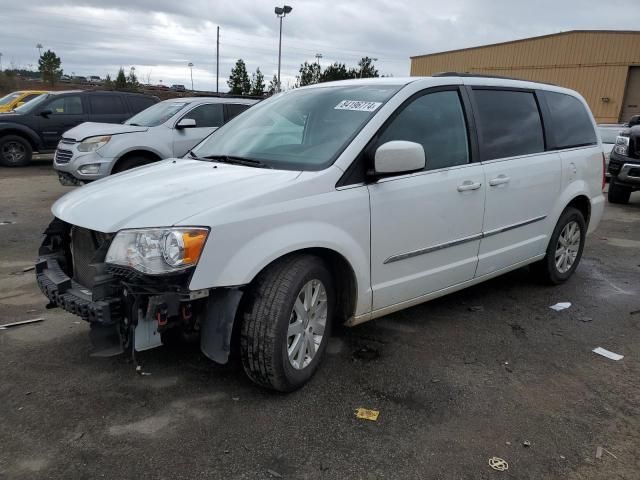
<box><xmin>227</xmin><ymin>59</ymin><xmax>251</xmax><ymax>95</ymax></box>
<box><xmin>320</xmin><ymin>62</ymin><xmax>354</xmax><ymax>83</ymax></box>
<box><xmin>296</xmin><ymin>61</ymin><xmax>322</xmax><ymax>87</ymax></box>
<box><xmin>38</xmin><ymin>49</ymin><xmax>62</xmax><ymax>86</ymax></box>
<box><xmin>267</xmin><ymin>75</ymin><xmax>279</xmax><ymax>95</ymax></box>
<box><xmin>103</xmin><ymin>74</ymin><xmax>113</xmax><ymax>90</ymax></box>
<box><xmin>126</xmin><ymin>69</ymin><xmax>139</xmax><ymax>90</ymax></box>
<box><xmin>356</xmin><ymin>56</ymin><xmax>379</xmax><ymax>79</ymax></box>
<box><xmin>251</xmin><ymin>68</ymin><xmax>265</xmax><ymax>96</ymax></box>
<box><xmin>114</xmin><ymin>68</ymin><xmax>127</xmax><ymax>90</ymax></box>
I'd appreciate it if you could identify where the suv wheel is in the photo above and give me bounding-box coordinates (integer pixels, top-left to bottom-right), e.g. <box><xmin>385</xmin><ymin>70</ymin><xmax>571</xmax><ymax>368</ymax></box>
<box><xmin>240</xmin><ymin>254</ymin><xmax>334</xmax><ymax>392</ymax></box>
<box><xmin>0</xmin><ymin>135</ymin><xmax>32</xmax><ymax>167</ymax></box>
<box><xmin>532</xmin><ymin>207</ymin><xmax>586</xmax><ymax>285</ymax></box>
<box><xmin>112</xmin><ymin>156</ymin><xmax>154</xmax><ymax>173</ymax></box>
<box><xmin>608</xmin><ymin>180</ymin><xmax>631</xmax><ymax>204</ymax></box>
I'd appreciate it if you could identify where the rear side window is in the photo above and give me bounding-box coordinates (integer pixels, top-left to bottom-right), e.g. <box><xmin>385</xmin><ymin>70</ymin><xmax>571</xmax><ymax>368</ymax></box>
<box><xmin>473</xmin><ymin>89</ymin><xmax>545</xmax><ymax>160</ymax></box>
<box><xmin>182</xmin><ymin>104</ymin><xmax>224</xmax><ymax>128</ymax></box>
<box><xmin>377</xmin><ymin>90</ymin><xmax>470</xmax><ymax>171</ymax></box>
<box><xmin>21</xmin><ymin>94</ymin><xmax>41</xmax><ymax>103</ymax></box>
<box><xmin>47</xmin><ymin>95</ymin><xmax>84</xmax><ymax>114</ymax></box>
<box><xmin>225</xmin><ymin>103</ymin><xmax>250</xmax><ymax>122</ymax></box>
<box><xmin>542</xmin><ymin>91</ymin><xmax>597</xmax><ymax>149</ymax></box>
<box><xmin>89</xmin><ymin>95</ymin><xmax>125</xmax><ymax>115</ymax></box>
<box><xmin>128</xmin><ymin>96</ymin><xmax>157</xmax><ymax>114</ymax></box>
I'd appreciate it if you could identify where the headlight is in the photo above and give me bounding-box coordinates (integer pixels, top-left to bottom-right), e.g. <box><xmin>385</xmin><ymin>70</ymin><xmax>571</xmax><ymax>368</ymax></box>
<box><xmin>106</xmin><ymin>228</ymin><xmax>209</xmax><ymax>274</ymax></box>
<box><xmin>614</xmin><ymin>135</ymin><xmax>629</xmax><ymax>156</ymax></box>
<box><xmin>77</xmin><ymin>135</ymin><xmax>111</xmax><ymax>152</ymax></box>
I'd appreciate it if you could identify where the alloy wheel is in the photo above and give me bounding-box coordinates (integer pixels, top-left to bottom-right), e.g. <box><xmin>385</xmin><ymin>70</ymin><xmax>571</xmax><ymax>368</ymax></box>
<box><xmin>2</xmin><ymin>141</ymin><xmax>26</xmax><ymax>164</ymax></box>
<box><xmin>287</xmin><ymin>279</ymin><xmax>328</xmax><ymax>370</ymax></box>
<box><xmin>555</xmin><ymin>220</ymin><xmax>581</xmax><ymax>274</ymax></box>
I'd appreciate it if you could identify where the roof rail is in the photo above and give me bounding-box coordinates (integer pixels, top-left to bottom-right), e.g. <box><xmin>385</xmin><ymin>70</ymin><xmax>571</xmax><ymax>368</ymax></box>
<box><xmin>433</xmin><ymin>72</ymin><xmax>520</xmax><ymax>80</ymax></box>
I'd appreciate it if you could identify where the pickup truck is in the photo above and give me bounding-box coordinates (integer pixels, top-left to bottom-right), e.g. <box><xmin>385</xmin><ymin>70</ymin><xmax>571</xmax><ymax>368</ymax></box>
<box><xmin>608</xmin><ymin>115</ymin><xmax>640</xmax><ymax>203</ymax></box>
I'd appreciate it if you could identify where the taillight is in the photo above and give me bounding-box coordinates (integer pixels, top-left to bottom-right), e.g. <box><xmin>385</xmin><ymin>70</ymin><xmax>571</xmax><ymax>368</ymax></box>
<box><xmin>601</xmin><ymin>152</ymin><xmax>606</xmax><ymax>191</ymax></box>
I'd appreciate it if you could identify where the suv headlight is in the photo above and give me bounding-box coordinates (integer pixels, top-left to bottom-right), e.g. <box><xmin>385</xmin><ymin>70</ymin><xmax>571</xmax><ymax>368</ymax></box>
<box><xmin>106</xmin><ymin>228</ymin><xmax>209</xmax><ymax>274</ymax></box>
<box><xmin>614</xmin><ymin>135</ymin><xmax>629</xmax><ymax>156</ymax></box>
<box><xmin>78</xmin><ymin>135</ymin><xmax>111</xmax><ymax>152</ymax></box>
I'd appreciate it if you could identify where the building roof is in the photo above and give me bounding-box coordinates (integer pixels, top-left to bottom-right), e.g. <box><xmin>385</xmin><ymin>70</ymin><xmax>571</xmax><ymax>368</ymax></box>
<box><xmin>410</xmin><ymin>30</ymin><xmax>640</xmax><ymax>60</ymax></box>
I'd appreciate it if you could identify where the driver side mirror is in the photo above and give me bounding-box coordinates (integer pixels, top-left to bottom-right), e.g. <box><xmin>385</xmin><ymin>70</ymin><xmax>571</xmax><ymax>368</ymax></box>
<box><xmin>39</xmin><ymin>109</ymin><xmax>53</xmax><ymax>118</ymax></box>
<box><xmin>176</xmin><ymin>118</ymin><xmax>197</xmax><ymax>129</ymax></box>
<box><xmin>373</xmin><ymin>141</ymin><xmax>425</xmax><ymax>175</ymax></box>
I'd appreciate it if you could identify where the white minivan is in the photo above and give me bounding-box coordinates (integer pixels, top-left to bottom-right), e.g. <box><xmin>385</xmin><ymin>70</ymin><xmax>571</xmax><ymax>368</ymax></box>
<box><xmin>37</xmin><ymin>75</ymin><xmax>605</xmax><ymax>391</ymax></box>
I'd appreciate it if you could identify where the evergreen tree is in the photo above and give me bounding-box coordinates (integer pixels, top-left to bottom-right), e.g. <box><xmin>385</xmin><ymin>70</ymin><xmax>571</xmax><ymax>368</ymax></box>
<box><xmin>114</xmin><ymin>68</ymin><xmax>127</xmax><ymax>90</ymax></box>
<box><xmin>267</xmin><ymin>75</ymin><xmax>279</xmax><ymax>95</ymax></box>
<box><xmin>320</xmin><ymin>63</ymin><xmax>354</xmax><ymax>83</ymax></box>
<box><xmin>126</xmin><ymin>69</ymin><xmax>139</xmax><ymax>90</ymax></box>
<box><xmin>38</xmin><ymin>50</ymin><xmax>62</xmax><ymax>86</ymax></box>
<box><xmin>103</xmin><ymin>74</ymin><xmax>113</xmax><ymax>89</ymax></box>
<box><xmin>251</xmin><ymin>68</ymin><xmax>265</xmax><ymax>96</ymax></box>
<box><xmin>356</xmin><ymin>56</ymin><xmax>379</xmax><ymax>78</ymax></box>
<box><xmin>227</xmin><ymin>59</ymin><xmax>251</xmax><ymax>95</ymax></box>
<box><xmin>296</xmin><ymin>61</ymin><xmax>322</xmax><ymax>86</ymax></box>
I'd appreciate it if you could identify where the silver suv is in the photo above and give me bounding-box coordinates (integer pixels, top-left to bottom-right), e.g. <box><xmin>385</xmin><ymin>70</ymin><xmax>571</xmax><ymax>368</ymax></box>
<box><xmin>54</xmin><ymin>97</ymin><xmax>258</xmax><ymax>185</ymax></box>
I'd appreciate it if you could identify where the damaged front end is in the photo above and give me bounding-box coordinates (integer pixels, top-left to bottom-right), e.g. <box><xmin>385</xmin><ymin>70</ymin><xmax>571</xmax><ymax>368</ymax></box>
<box><xmin>36</xmin><ymin>218</ymin><xmax>242</xmax><ymax>363</ymax></box>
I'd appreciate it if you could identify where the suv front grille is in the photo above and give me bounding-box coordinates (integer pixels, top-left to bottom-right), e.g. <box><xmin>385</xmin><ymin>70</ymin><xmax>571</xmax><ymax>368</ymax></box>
<box><xmin>55</xmin><ymin>149</ymin><xmax>73</xmax><ymax>164</ymax></box>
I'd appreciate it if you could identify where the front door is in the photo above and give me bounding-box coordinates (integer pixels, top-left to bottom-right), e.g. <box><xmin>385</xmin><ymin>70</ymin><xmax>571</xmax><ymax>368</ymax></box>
<box><xmin>173</xmin><ymin>103</ymin><xmax>224</xmax><ymax>156</ymax></box>
<box><xmin>38</xmin><ymin>94</ymin><xmax>87</xmax><ymax>148</ymax></box>
<box><xmin>369</xmin><ymin>88</ymin><xmax>486</xmax><ymax>311</ymax></box>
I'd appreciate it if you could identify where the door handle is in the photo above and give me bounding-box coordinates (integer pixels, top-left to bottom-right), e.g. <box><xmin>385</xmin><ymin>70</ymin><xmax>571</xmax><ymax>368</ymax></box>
<box><xmin>457</xmin><ymin>181</ymin><xmax>482</xmax><ymax>192</ymax></box>
<box><xmin>489</xmin><ymin>175</ymin><xmax>510</xmax><ymax>186</ymax></box>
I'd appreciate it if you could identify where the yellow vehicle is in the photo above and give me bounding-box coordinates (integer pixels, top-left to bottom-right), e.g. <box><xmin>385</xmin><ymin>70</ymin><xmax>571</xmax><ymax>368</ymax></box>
<box><xmin>0</xmin><ymin>90</ymin><xmax>48</xmax><ymax>113</ymax></box>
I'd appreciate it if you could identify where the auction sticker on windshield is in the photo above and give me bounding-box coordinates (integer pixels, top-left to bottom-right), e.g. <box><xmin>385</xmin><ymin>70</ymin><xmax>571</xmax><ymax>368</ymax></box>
<box><xmin>334</xmin><ymin>100</ymin><xmax>382</xmax><ymax>112</ymax></box>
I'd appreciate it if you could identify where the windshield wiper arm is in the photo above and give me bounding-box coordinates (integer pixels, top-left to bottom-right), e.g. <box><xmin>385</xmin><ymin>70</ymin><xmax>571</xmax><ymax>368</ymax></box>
<box><xmin>202</xmin><ymin>155</ymin><xmax>272</xmax><ymax>169</ymax></box>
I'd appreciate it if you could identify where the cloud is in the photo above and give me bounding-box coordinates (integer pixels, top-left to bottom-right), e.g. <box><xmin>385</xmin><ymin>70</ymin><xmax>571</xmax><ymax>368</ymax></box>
<box><xmin>1</xmin><ymin>0</ymin><xmax>638</xmax><ymax>91</ymax></box>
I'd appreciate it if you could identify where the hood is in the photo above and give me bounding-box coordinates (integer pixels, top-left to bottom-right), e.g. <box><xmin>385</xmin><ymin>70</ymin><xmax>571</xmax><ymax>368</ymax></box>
<box><xmin>52</xmin><ymin>159</ymin><xmax>301</xmax><ymax>232</ymax></box>
<box><xmin>63</xmin><ymin>122</ymin><xmax>149</xmax><ymax>141</ymax></box>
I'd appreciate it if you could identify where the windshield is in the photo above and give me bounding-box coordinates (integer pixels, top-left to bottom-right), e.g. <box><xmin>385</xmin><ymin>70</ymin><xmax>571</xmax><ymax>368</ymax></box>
<box><xmin>125</xmin><ymin>101</ymin><xmax>188</xmax><ymax>127</ymax></box>
<box><xmin>0</xmin><ymin>93</ymin><xmax>21</xmax><ymax>106</ymax></box>
<box><xmin>191</xmin><ymin>84</ymin><xmax>402</xmax><ymax>170</ymax></box>
<box><xmin>13</xmin><ymin>93</ymin><xmax>51</xmax><ymax>113</ymax></box>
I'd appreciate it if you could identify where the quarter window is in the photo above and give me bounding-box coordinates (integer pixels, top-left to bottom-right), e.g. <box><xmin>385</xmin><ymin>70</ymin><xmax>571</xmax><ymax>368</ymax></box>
<box><xmin>542</xmin><ymin>91</ymin><xmax>597</xmax><ymax>149</ymax></box>
<box><xmin>182</xmin><ymin>104</ymin><xmax>224</xmax><ymax>128</ymax></box>
<box><xmin>47</xmin><ymin>96</ymin><xmax>83</xmax><ymax>115</ymax></box>
<box><xmin>473</xmin><ymin>89</ymin><xmax>545</xmax><ymax>160</ymax></box>
<box><xmin>377</xmin><ymin>90</ymin><xmax>470</xmax><ymax>171</ymax></box>
<box><xmin>89</xmin><ymin>95</ymin><xmax>125</xmax><ymax>115</ymax></box>
<box><xmin>225</xmin><ymin>103</ymin><xmax>250</xmax><ymax>122</ymax></box>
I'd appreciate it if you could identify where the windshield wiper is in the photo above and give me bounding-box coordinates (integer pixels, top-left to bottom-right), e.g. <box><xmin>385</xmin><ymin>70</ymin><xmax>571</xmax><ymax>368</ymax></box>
<box><xmin>202</xmin><ymin>155</ymin><xmax>272</xmax><ymax>169</ymax></box>
<box><xmin>127</xmin><ymin>123</ymin><xmax>142</xmax><ymax>126</ymax></box>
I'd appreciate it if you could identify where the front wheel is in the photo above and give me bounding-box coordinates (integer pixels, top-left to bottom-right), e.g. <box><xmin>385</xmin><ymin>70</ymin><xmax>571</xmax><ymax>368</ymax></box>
<box><xmin>531</xmin><ymin>207</ymin><xmax>586</xmax><ymax>285</ymax></box>
<box><xmin>0</xmin><ymin>135</ymin><xmax>32</xmax><ymax>167</ymax></box>
<box><xmin>240</xmin><ymin>255</ymin><xmax>334</xmax><ymax>392</ymax></box>
<box><xmin>112</xmin><ymin>156</ymin><xmax>155</xmax><ymax>174</ymax></box>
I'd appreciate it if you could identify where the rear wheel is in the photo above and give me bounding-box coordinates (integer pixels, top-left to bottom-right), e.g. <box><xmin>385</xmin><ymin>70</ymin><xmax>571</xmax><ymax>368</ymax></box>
<box><xmin>531</xmin><ymin>207</ymin><xmax>586</xmax><ymax>285</ymax></box>
<box><xmin>0</xmin><ymin>135</ymin><xmax>32</xmax><ymax>167</ymax></box>
<box><xmin>240</xmin><ymin>255</ymin><xmax>334</xmax><ymax>392</ymax></box>
<box><xmin>112</xmin><ymin>155</ymin><xmax>155</xmax><ymax>174</ymax></box>
<box><xmin>608</xmin><ymin>180</ymin><xmax>631</xmax><ymax>204</ymax></box>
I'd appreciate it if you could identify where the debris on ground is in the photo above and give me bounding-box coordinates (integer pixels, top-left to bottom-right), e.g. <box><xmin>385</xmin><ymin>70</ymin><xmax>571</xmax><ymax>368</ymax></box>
<box><xmin>0</xmin><ymin>220</ymin><xmax>16</xmax><ymax>225</ymax></box>
<box><xmin>468</xmin><ymin>305</ymin><xmax>484</xmax><ymax>312</ymax></box>
<box><xmin>355</xmin><ymin>408</ymin><xmax>380</xmax><ymax>421</ymax></box>
<box><xmin>22</xmin><ymin>266</ymin><xmax>35</xmax><ymax>273</ymax></box>
<box><xmin>596</xmin><ymin>446</ymin><xmax>603</xmax><ymax>459</ymax></box>
<box><xmin>488</xmin><ymin>456</ymin><xmax>509</xmax><ymax>471</ymax></box>
<box><xmin>0</xmin><ymin>318</ymin><xmax>44</xmax><ymax>329</ymax></box>
<box><xmin>550</xmin><ymin>302</ymin><xmax>572</xmax><ymax>311</ymax></box>
<box><xmin>593</xmin><ymin>347</ymin><xmax>624</xmax><ymax>361</ymax></box>
<box><xmin>352</xmin><ymin>345</ymin><xmax>380</xmax><ymax>361</ymax></box>
<box><xmin>630</xmin><ymin>310</ymin><xmax>640</xmax><ymax>316</ymax></box>
<box><xmin>603</xmin><ymin>448</ymin><xmax>618</xmax><ymax>459</ymax></box>
<box><xmin>135</xmin><ymin>365</ymin><xmax>152</xmax><ymax>376</ymax></box>
<box><xmin>430</xmin><ymin>377</ymin><xmax>441</xmax><ymax>383</ymax></box>
<box><xmin>523</xmin><ymin>440</ymin><xmax>531</xmax><ymax>447</ymax></box>
<box><xmin>579</xmin><ymin>316</ymin><xmax>593</xmax><ymax>323</ymax></box>
<box><xmin>266</xmin><ymin>469</ymin><xmax>283</xmax><ymax>478</ymax></box>
<box><xmin>232</xmin><ymin>397</ymin><xmax>240</xmax><ymax>401</ymax></box>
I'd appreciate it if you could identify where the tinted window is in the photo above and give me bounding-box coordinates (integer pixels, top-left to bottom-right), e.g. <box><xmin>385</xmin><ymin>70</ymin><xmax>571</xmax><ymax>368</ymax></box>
<box><xmin>474</xmin><ymin>89</ymin><xmax>544</xmax><ymax>160</ymax></box>
<box><xmin>128</xmin><ymin>96</ymin><xmax>156</xmax><ymax>114</ymax></box>
<box><xmin>89</xmin><ymin>95</ymin><xmax>125</xmax><ymax>115</ymax></box>
<box><xmin>543</xmin><ymin>91</ymin><xmax>597</xmax><ymax>149</ymax></box>
<box><xmin>182</xmin><ymin>104</ymin><xmax>224</xmax><ymax>128</ymax></box>
<box><xmin>377</xmin><ymin>90</ymin><xmax>469</xmax><ymax>171</ymax></box>
<box><xmin>47</xmin><ymin>95</ymin><xmax>83</xmax><ymax>114</ymax></box>
<box><xmin>226</xmin><ymin>103</ymin><xmax>250</xmax><ymax>121</ymax></box>
<box><xmin>21</xmin><ymin>94</ymin><xmax>41</xmax><ymax>103</ymax></box>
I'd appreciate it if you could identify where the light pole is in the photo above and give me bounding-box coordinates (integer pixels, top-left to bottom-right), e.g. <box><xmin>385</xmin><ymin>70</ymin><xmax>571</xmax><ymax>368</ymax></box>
<box><xmin>274</xmin><ymin>5</ymin><xmax>292</xmax><ymax>92</ymax></box>
<box><xmin>188</xmin><ymin>62</ymin><xmax>194</xmax><ymax>91</ymax></box>
<box><xmin>36</xmin><ymin>43</ymin><xmax>43</xmax><ymax>58</ymax></box>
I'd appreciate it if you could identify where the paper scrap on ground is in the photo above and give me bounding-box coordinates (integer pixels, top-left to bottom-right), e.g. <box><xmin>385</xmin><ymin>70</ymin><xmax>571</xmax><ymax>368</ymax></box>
<box><xmin>593</xmin><ymin>347</ymin><xmax>624</xmax><ymax>361</ymax></box>
<box><xmin>355</xmin><ymin>408</ymin><xmax>380</xmax><ymax>421</ymax></box>
<box><xmin>550</xmin><ymin>302</ymin><xmax>572</xmax><ymax>311</ymax></box>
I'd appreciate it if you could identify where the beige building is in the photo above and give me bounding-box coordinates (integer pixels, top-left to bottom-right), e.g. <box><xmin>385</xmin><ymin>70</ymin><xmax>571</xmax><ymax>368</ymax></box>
<box><xmin>410</xmin><ymin>30</ymin><xmax>640</xmax><ymax>123</ymax></box>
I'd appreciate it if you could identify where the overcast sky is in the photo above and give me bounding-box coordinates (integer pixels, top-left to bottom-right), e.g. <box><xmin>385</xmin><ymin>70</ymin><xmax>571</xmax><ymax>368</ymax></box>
<box><xmin>1</xmin><ymin>0</ymin><xmax>638</xmax><ymax>91</ymax></box>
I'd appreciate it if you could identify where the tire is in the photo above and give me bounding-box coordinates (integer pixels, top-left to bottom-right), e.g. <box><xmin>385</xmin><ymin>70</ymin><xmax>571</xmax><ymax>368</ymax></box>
<box><xmin>240</xmin><ymin>254</ymin><xmax>334</xmax><ymax>392</ymax></box>
<box><xmin>112</xmin><ymin>156</ymin><xmax>155</xmax><ymax>174</ymax></box>
<box><xmin>608</xmin><ymin>180</ymin><xmax>631</xmax><ymax>204</ymax></box>
<box><xmin>531</xmin><ymin>207</ymin><xmax>586</xmax><ymax>285</ymax></box>
<box><xmin>0</xmin><ymin>135</ymin><xmax>32</xmax><ymax>167</ymax></box>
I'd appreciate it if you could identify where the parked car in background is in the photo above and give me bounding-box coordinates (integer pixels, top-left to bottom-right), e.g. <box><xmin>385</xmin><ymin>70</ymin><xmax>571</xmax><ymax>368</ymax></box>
<box><xmin>607</xmin><ymin>115</ymin><xmax>640</xmax><ymax>203</ymax></box>
<box><xmin>0</xmin><ymin>90</ymin><xmax>48</xmax><ymax>113</ymax></box>
<box><xmin>72</xmin><ymin>76</ymin><xmax>88</xmax><ymax>84</ymax></box>
<box><xmin>598</xmin><ymin>124</ymin><xmax>624</xmax><ymax>179</ymax></box>
<box><xmin>54</xmin><ymin>97</ymin><xmax>257</xmax><ymax>184</ymax></box>
<box><xmin>171</xmin><ymin>84</ymin><xmax>186</xmax><ymax>92</ymax></box>
<box><xmin>60</xmin><ymin>75</ymin><xmax>72</xmax><ymax>83</ymax></box>
<box><xmin>36</xmin><ymin>76</ymin><xmax>604</xmax><ymax>391</ymax></box>
<box><xmin>88</xmin><ymin>76</ymin><xmax>103</xmax><ymax>85</ymax></box>
<box><xmin>0</xmin><ymin>90</ymin><xmax>159</xmax><ymax>166</ymax></box>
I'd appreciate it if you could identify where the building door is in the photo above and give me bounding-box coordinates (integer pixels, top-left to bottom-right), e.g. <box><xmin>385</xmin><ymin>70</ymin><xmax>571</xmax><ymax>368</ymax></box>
<box><xmin>621</xmin><ymin>67</ymin><xmax>640</xmax><ymax>122</ymax></box>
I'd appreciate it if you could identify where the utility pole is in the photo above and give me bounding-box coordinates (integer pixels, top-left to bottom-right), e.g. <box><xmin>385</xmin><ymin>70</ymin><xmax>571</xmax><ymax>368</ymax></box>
<box><xmin>0</xmin><ymin>52</ymin><xmax>3</xmax><ymax>73</ymax></box>
<box><xmin>188</xmin><ymin>62</ymin><xmax>194</xmax><ymax>91</ymax></box>
<box><xmin>216</xmin><ymin>26</ymin><xmax>220</xmax><ymax>94</ymax></box>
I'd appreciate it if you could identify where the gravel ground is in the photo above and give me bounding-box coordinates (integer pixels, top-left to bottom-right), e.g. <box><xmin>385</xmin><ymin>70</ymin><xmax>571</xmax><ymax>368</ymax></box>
<box><xmin>1</xmin><ymin>161</ymin><xmax>639</xmax><ymax>480</ymax></box>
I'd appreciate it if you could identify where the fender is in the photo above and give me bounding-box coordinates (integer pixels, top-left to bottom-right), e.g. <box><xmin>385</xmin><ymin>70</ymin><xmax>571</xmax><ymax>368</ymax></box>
<box><xmin>0</xmin><ymin>122</ymin><xmax>42</xmax><ymax>149</ymax></box>
<box><xmin>109</xmin><ymin>146</ymin><xmax>170</xmax><ymax>173</ymax></box>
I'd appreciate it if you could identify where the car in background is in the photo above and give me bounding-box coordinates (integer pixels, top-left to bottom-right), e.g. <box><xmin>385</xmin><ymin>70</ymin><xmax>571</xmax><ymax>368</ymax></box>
<box><xmin>60</xmin><ymin>75</ymin><xmax>72</xmax><ymax>83</ymax></box>
<box><xmin>598</xmin><ymin>124</ymin><xmax>624</xmax><ymax>179</ymax></box>
<box><xmin>0</xmin><ymin>90</ymin><xmax>48</xmax><ymax>113</ymax></box>
<box><xmin>72</xmin><ymin>76</ymin><xmax>88</xmax><ymax>84</ymax></box>
<box><xmin>88</xmin><ymin>76</ymin><xmax>103</xmax><ymax>85</ymax></box>
<box><xmin>0</xmin><ymin>90</ymin><xmax>159</xmax><ymax>166</ymax></box>
<box><xmin>607</xmin><ymin>115</ymin><xmax>640</xmax><ymax>203</ymax></box>
<box><xmin>54</xmin><ymin>97</ymin><xmax>257</xmax><ymax>184</ymax></box>
<box><xmin>171</xmin><ymin>84</ymin><xmax>187</xmax><ymax>92</ymax></box>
